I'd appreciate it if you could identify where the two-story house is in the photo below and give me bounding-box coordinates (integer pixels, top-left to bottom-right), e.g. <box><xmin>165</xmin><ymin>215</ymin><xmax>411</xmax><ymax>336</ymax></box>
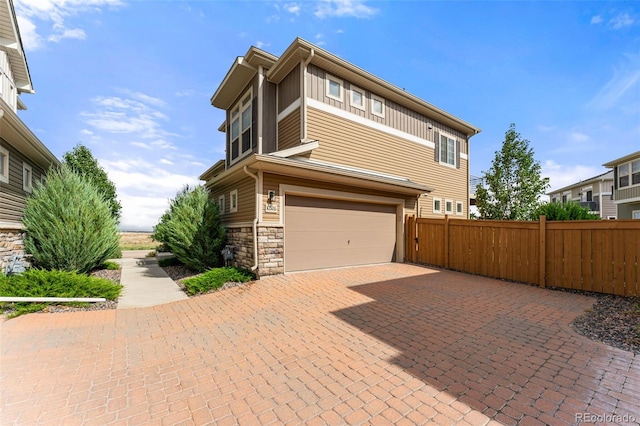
<box><xmin>200</xmin><ymin>38</ymin><xmax>480</xmax><ymax>277</ymax></box>
<box><xmin>603</xmin><ymin>151</ymin><xmax>640</xmax><ymax>219</ymax></box>
<box><xmin>547</xmin><ymin>171</ymin><xmax>616</xmax><ymax>219</ymax></box>
<box><xmin>0</xmin><ymin>0</ymin><xmax>60</xmax><ymax>272</ymax></box>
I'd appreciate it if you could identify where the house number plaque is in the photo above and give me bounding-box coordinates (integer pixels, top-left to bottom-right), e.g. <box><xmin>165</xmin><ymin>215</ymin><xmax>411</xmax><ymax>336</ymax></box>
<box><xmin>265</xmin><ymin>204</ymin><xmax>278</xmax><ymax>213</ymax></box>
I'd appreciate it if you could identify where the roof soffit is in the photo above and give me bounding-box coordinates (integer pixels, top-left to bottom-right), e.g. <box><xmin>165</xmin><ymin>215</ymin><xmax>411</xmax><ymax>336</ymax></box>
<box><xmin>210</xmin><ymin>57</ymin><xmax>257</xmax><ymax>110</ymax></box>
<box><xmin>603</xmin><ymin>151</ymin><xmax>640</xmax><ymax>168</ymax></box>
<box><xmin>0</xmin><ymin>0</ymin><xmax>33</xmax><ymax>93</ymax></box>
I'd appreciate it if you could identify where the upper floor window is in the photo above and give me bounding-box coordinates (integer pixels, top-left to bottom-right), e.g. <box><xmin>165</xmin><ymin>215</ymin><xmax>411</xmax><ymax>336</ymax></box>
<box><xmin>371</xmin><ymin>95</ymin><xmax>385</xmax><ymax>118</ymax></box>
<box><xmin>439</xmin><ymin>134</ymin><xmax>456</xmax><ymax>167</ymax></box>
<box><xmin>350</xmin><ymin>86</ymin><xmax>365</xmax><ymax>110</ymax></box>
<box><xmin>326</xmin><ymin>74</ymin><xmax>343</xmax><ymax>102</ymax></box>
<box><xmin>230</xmin><ymin>190</ymin><xmax>238</xmax><ymax>213</ymax></box>
<box><xmin>23</xmin><ymin>162</ymin><xmax>33</xmax><ymax>193</ymax></box>
<box><xmin>633</xmin><ymin>160</ymin><xmax>640</xmax><ymax>186</ymax></box>
<box><xmin>230</xmin><ymin>90</ymin><xmax>252</xmax><ymax>163</ymax></box>
<box><xmin>585</xmin><ymin>190</ymin><xmax>593</xmax><ymax>202</ymax></box>
<box><xmin>0</xmin><ymin>145</ymin><xmax>8</xmax><ymax>184</ymax></box>
<box><xmin>619</xmin><ymin>164</ymin><xmax>629</xmax><ymax>188</ymax></box>
<box><xmin>562</xmin><ymin>194</ymin><xmax>567</xmax><ymax>203</ymax></box>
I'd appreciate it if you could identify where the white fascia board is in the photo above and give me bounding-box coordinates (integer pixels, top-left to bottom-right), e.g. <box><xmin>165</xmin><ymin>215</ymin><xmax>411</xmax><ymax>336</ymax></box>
<box><xmin>269</xmin><ymin>140</ymin><xmax>319</xmax><ymax>158</ymax></box>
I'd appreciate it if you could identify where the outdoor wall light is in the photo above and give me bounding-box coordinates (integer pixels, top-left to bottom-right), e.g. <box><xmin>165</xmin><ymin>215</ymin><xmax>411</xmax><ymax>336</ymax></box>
<box><xmin>268</xmin><ymin>190</ymin><xmax>276</xmax><ymax>203</ymax></box>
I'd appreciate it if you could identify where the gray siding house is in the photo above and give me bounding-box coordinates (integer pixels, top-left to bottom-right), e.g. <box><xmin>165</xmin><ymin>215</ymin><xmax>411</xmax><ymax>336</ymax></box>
<box><xmin>0</xmin><ymin>0</ymin><xmax>60</xmax><ymax>272</ymax></box>
<box><xmin>547</xmin><ymin>171</ymin><xmax>616</xmax><ymax>219</ymax></box>
<box><xmin>604</xmin><ymin>151</ymin><xmax>640</xmax><ymax>219</ymax></box>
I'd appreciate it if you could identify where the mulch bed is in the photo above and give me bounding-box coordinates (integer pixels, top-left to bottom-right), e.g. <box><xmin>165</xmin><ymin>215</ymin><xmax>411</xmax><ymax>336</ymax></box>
<box><xmin>571</xmin><ymin>294</ymin><xmax>640</xmax><ymax>354</ymax></box>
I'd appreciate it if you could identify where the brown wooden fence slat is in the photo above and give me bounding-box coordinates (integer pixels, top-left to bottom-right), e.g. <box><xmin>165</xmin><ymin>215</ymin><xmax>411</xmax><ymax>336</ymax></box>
<box><xmin>405</xmin><ymin>216</ymin><xmax>640</xmax><ymax>297</ymax></box>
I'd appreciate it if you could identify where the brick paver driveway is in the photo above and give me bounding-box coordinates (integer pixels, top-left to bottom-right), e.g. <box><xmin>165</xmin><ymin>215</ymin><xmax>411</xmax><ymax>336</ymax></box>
<box><xmin>1</xmin><ymin>264</ymin><xmax>639</xmax><ymax>425</ymax></box>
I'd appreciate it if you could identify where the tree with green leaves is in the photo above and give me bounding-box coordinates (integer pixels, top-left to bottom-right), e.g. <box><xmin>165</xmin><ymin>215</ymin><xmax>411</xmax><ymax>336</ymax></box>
<box><xmin>63</xmin><ymin>144</ymin><xmax>121</xmax><ymax>221</ymax></box>
<box><xmin>475</xmin><ymin>124</ymin><xmax>549</xmax><ymax>220</ymax></box>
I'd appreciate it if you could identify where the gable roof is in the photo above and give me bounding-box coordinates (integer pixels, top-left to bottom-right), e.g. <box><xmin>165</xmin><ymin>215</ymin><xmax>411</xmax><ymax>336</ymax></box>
<box><xmin>603</xmin><ymin>151</ymin><xmax>640</xmax><ymax>168</ymax></box>
<box><xmin>211</xmin><ymin>38</ymin><xmax>481</xmax><ymax>138</ymax></box>
<box><xmin>548</xmin><ymin>170</ymin><xmax>614</xmax><ymax>195</ymax></box>
<box><xmin>0</xmin><ymin>0</ymin><xmax>33</xmax><ymax>94</ymax></box>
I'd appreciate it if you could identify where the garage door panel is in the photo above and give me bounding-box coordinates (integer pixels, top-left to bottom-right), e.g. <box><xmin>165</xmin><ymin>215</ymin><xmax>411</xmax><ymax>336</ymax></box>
<box><xmin>285</xmin><ymin>195</ymin><xmax>397</xmax><ymax>272</ymax></box>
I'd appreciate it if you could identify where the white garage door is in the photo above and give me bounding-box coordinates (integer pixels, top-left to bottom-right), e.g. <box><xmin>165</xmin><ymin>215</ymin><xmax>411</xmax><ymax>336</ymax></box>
<box><xmin>284</xmin><ymin>195</ymin><xmax>397</xmax><ymax>272</ymax></box>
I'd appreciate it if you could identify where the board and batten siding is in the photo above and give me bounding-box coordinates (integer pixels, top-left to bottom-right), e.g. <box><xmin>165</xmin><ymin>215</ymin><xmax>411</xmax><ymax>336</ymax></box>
<box><xmin>0</xmin><ymin>140</ymin><xmax>45</xmax><ymax>224</ymax></box>
<box><xmin>306</xmin><ymin>107</ymin><xmax>467</xmax><ymax>218</ymax></box>
<box><xmin>278</xmin><ymin>65</ymin><xmax>300</xmax><ymax>113</ymax></box>
<box><xmin>261</xmin><ymin>172</ymin><xmax>417</xmax><ymax>224</ymax></box>
<box><xmin>306</xmin><ymin>64</ymin><xmax>468</xmax><ymax>155</ymax></box>
<box><xmin>262</xmin><ymin>80</ymin><xmax>278</xmax><ymax>154</ymax></box>
<box><xmin>277</xmin><ymin>108</ymin><xmax>300</xmax><ymax>151</ymax></box>
<box><xmin>211</xmin><ymin>175</ymin><xmax>256</xmax><ymax>224</ymax></box>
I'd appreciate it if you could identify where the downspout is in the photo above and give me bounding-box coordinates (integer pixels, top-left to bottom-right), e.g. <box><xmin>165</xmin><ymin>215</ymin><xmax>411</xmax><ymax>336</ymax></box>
<box><xmin>301</xmin><ymin>49</ymin><xmax>315</xmax><ymax>140</ymax></box>
<box><xmin>243</xmin><ymin>166</ymin><xmax>259</xmax><ymax>272</ymax></box>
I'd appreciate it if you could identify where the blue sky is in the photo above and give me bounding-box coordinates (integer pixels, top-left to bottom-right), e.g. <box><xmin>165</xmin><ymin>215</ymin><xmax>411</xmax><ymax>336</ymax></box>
<box><xmin>13</xmin><ymin>0</ymin><xmax>640</xmax><ymax>230</ymax></box>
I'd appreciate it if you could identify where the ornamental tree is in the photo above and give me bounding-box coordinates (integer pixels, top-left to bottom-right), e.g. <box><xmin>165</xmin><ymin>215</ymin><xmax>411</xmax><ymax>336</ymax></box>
<box><xmin>475</xmin><ymin>124</ymin><xmax>549</xmax><ymax>220</ymax></box>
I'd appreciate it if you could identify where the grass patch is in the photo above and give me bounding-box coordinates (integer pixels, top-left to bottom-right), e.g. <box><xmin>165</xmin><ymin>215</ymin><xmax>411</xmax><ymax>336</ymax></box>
<box><xmin>0</xmin><ymin>269</ymin><xmax>122</xmax><ymax>318</ymax></box>
<box><xmin>182</xmin><ymin>267</ymin><xmax>254</xmax><ymax>296</ymax></box>
<box><xmin>119</xmin><ymin>232</ymin><xmax>159</xmax><ymax>251</ymax></box>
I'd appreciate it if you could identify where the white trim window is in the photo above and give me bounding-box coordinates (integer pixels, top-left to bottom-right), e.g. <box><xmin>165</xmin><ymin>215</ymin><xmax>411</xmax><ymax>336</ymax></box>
<box><xmin>350</xmin><ymin>85</ymin><xmax>365</xmax><ymax>111</ymax></box>
<box><xmin>633</xmin><ymin>160</ymin><xmax>640</xmax><ymax>186</ymax></box>
<box><xmin>230</xmin><ymin>190</ymin><xmax>238</xmax><ymax>213</ymax></box>
<box><xmin>218</xmin><ymin>195</ymin><xmax>225</xmax><ymax>214</ymax></box>
<box><xmin>456</xmin><ymin>201</ymin><xmax>463</xmax><ymax>215</ymax></box>
<box><xmin>22</xmin><ymin>162</ymin><xmax>33</xmax><ymax>193</ymax></box>
<box><xmin>632</xmin><ymin>210</ymin><xmax>640</xmax><ymax>220</ymax></box>
<box><xmin>0</xmin><ymin>145</ymin><xmax>8</xmax><ymax>183</ymax></box>
<box><xmin>439</xmin><ymin>134</ymin><xmax>456</xmax><ymax>167</ymax></box>
<box><xmin>617</xmin><ymin>159</ymin><xmax>640</xmax><ymax>188</ymax></box>
<box><xmin>325</xmin><ymin>74</ymin><xmax>343</xmax><ymax>102</ymax></box>
<box><xmin>371</xmin><ymin>94</ymin><xmax>385</xmax><ymax>118</ymax></box>
<box><xmin>445</xmin><ymin>199</ymin><xmax>453</xmax><ymax>215</ymax></box>
<box><xmin>433</xmin><ymin>198</ymin><xmax>442</xmax><ymax>214</ymax></box>
<box><xmin>230</xmin><ymin>89</ymin><xmax>253</xmax><ymax>163</ymax></box>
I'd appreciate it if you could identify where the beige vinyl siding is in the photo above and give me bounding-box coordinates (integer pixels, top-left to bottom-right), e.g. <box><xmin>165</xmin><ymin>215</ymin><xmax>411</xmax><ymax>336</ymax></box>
<box><xmin>306</xmin><ymin>64</ymin><xmax>467</xmax><ymax>153</ymax></box>
<box><xmin>0</xmin><ymin>140</ymin><xmax>45</xmax><ymax>224</ymax></box>
<box><xmin>602</xmin><ymin>197</ymin><xmax>617</xmax><ymax>218</ymax></box>
<box><xmin>278</xmin><ymin>65</ymin><xmax>300</xmax><ymax>113</ymax></box>
<box><xmin>211</xmin><ymin>176</ymin><xmax>256</xmax><ymax>224</ymax></box>
<box><xmin>307</xmin><ymin>107</ymin><xmax>467</xmax><ymax>216</ymax></box>
<box><xmin>262</xmin><ymin>172</ymin><xmax>415</xmax><ymax>223</ymax></box>
<box><xmin>277</xmin><ymin>108</ymin><xmax>300</xmax><ymax>151</ymax></box>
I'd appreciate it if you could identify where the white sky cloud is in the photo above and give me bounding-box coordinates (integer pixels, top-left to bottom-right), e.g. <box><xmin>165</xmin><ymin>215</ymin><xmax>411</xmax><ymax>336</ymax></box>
<box><xmin>286</xmin><ymin>3</ymin><xmax>300</xmax><ymax>16</ymax></box>
<box><xmin>610</xmin><ymin>13</ymin><xmax>634</xmax><ymax>30</ymax></box>
<box><xmin>543</xmin><ymin>160</ymin><xmax>604</xmax><ymax>192</ymax></box>
<box><xmin>14</xmin><ymin>0</ymin><xmax>123</xmax><ymax>50</ymax></box>
<box><xmin>590</xmin><ymin>15</ymin><xmax>603</xmax><ymax>25</ymax></box>
<box><xmin>314</xmin><ymin>0</ymin><xmax>378</xmax><ymax>19</ymax></box>
<box><xmin>587</xmin><ymin>52</ymin><xmax>640</xmax><ymax>111</ymax></box>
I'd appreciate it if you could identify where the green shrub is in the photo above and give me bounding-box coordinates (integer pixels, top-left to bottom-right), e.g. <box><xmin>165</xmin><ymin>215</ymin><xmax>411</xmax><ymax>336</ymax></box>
<box><xmin>152</xmin><ymin>185</ymin><xmax>226</xmax><ymax>272</ymax></box>
<box><xmin>531</xmin><ymin>200</ymin><xmax>600</xmax><ymax>221</ymax></box>
<box><xmin>23</xmin><ymin>166</ymin><xmax>120</xmax><ymax>273</ymax></box>
<box><xmin>158</xmin><ymin>257</ymin><xmax>183</xmax><ymax>267</ymax></box>
<box><xmin>0</xmin><ymin>269</ymin><xmax>122</xmax><ymax>317</ymax></box>
<box><xmin>182</xmin><ymin>267</ymin><xmax>254</xmax><ymax>296</ymax></box>
<box><xmin>100</xmin><ymin>261</ymin><xmax>121</xmax><ymax>270</ymax></box>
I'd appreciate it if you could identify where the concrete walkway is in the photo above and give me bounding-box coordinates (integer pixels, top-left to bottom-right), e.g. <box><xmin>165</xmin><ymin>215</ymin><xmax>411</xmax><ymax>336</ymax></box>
<box><xmin>114</xmin><ymin>250</ymin><xmax>188</xmax><ymax>309</ymax></box>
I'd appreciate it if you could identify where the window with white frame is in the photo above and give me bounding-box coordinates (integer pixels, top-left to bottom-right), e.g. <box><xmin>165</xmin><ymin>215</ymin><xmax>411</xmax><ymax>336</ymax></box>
<box><xmin>616</xmin><ymin>159</ymin><xmax>640</xmax><ymax>188</ymax></box>
<box><xmin>325</xmin><ymin>74</ymin><xmax>343</xmax><ymax>102</ymax></box>
<box><xmin>618</xmin><ymin>163</ymin><xmax>629</xmax><ymax>188</ymax></box>
<box><xmin>22</xmin><ymin>162</ymin><xmax>33</xmax><ymax>193</ymax></box>
<box><xmin>230</xmin><ymin>190</ymin><xmax>238</xmax><ymax>213</ymax></box>
<box><xmin>350</xmin><ymin>86</ymin><xmax>365</xmax><ymax>110</ymax></box>
<box><xmin>229</xmin><ymin>90</ymin><xmax>252</xmax><ymax>163</ymax></box>
<box><xmin>633</xmin><ymin>159</ymin><xmax>640</xmax><ymax>186</ymax></box>
<box><xmin>218</xmin><ymin>195</ymin><xmax>225</xmax><ymax>214</ymax></box>
<box><xmin>633</xmin><ymin>210</ymin><xmax>640</xmax><ymax>220</ymax></box>
<box><xmin>0</xmin><ymin>145</ymin><xmax>8</xmax><ymax>183</ymax></box>
<box><xmin>371</xmin><ymin>95</ymin><xmax>385</xmax><ymax>118</ymax></box>
<box><xmin>456</xmin><ymin>201</ymin><xmax>463</xmax><ymax>215</ymax></box>
<box><xmin>439</xmin><ymin>134</ymin><xmax>456</xmax><ymax>167</ymax></box>
<box><xmin>433</xmin><ymin>198</ymin><xmax>442</xmax><ymax>214</ymax></box>
<box><xmin>445</xmin><ymin>199</ymin><xmax>453</xmax><ymax>214</ymax></box>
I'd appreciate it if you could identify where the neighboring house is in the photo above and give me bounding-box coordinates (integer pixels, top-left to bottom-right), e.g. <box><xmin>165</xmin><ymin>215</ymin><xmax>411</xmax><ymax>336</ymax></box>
<box><xmin>200</xmin><ymin>38</ymin><xmax>480</xmax><ymax>276</ymax></box>
<box><xmin>547</xmin><ymin>171</ymin><xmax>616</xmax><ymax>219</ymax></box>
<box><xmin>0</xmin><ymin>0</ymin><xmax>60</xmax><ymax>272</ymax></box>
<box><xmin>603</xmin><ymin>151</ymin><xmax>640</xmax><ymax>219</ymax></box>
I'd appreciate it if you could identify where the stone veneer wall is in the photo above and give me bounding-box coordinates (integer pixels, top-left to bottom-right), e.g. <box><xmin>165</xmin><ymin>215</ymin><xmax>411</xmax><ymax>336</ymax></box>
<box><xmin>0</xmin><ymin>229</ymin><xmax>28</xmax><ymax>273</ymax></box>
<box><xmin>225</xmin><ymin>225</ymin><xmax>285</xmax><ymax>278</ymax></box>
<box><xmin>257</xmin><ymin>226</ymin><xmax>284</xmax><ymax>277</ymax></box>
<box><xmin>225</xmin><ymin>227</ymin><xmax>254</xmax><ymax>271</ymax></box>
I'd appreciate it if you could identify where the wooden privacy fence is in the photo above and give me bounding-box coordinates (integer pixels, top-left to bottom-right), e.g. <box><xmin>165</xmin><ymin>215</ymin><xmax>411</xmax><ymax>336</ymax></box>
<box><xmin>405</xmin><ymin>215</ymin><xmax>640</xmax><ymax>297</ymax></box>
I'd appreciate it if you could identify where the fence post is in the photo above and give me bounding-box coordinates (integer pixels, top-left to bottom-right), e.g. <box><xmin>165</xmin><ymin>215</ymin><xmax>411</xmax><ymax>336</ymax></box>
<box><xmin>444</xmin><ymin>214</ymin><xmax>450</xmax><ymax>269</ymax></box>
<box><xmin>539</xmin><ymin>215</ymin><xmax>546</xmax><ymax>287</ymax></box>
